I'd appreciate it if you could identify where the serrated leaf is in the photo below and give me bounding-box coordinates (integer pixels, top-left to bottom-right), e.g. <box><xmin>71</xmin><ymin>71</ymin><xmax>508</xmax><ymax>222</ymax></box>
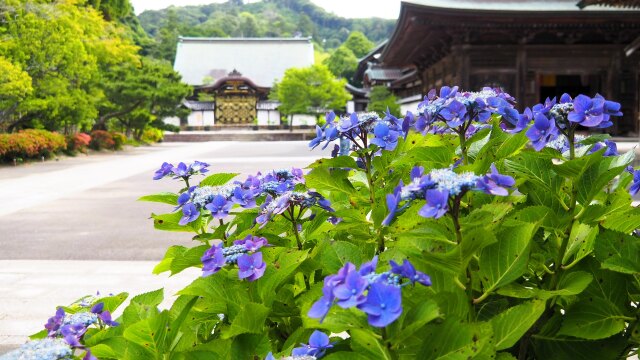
<box><xmin>153</xmin><ymin>246</ymin><xmax>187</xmax><ymax>274</ymax></box>
<box><xmin>221</xmin><ymin>303</ymin><xmax>270</xmax><ymax>339</ymax></box>
<box><xmin>389</xmin><ymin>300</ymin><xmax>440</xmax><ymax>345</ymax></box>
<box><xmin>420</xmin><ymin>318</ymin><xmax>494</xmax><ymax>359</ymax></box>
<box><xmin>308</xmin><ymin>156</ymin><xmax>359</xmax><ymax>169</ymax></box>
<box><xmin>602</xmin><ymin>207</ymin><xmax>640</xmax><ymax>234</ymax></box>
<box><xmin>151</xmin><ymin>212</ymin><xmax>200</xmax><ymax>232</ymax></box>
<box><xmin>490</xmin><ymin>300</ymin><xmax>545</xmax><ymax>350</ymax></box>
<box><xmin>558</xmin><ymin>298</ymin><xmax>628</xmax><ymax>339</ymax></box>
<box><xmin>123</xmin><ymin>310</ymin><xmax>169</xmax><ymax>356</ymax></box>
<box><xmin>478</xmin><ymin>221</ymin><xmax>538</xmax><ymax>298</ymax></box>
<box><xmin>257</xmin><ymin>249</ymin><xmax>309</xmax><ymax>305</ymax></box>
<box><xmin>199</xmin><ymin>172</ymin><xmax>239</xmax><ymax>186</ymax></box>
<box><xmin>563</xmin><ymin>222</ymin><xmax>598</xmax><ymax>265</ymax></box>
<box><xmin>594</xmin><ymin>230</ymin><xmax>640</xmax><ymax>274</ymax></box>
<box><xmin>306</xmin><ymin>168</ymin><xmax>357</xmax><ymax>195</ymax></box>
<box><xmin>349</xmin><ymin>329</ymin><xmax>392</xmax><ymax>360</ymax></box>
<box><xmin>138</xmin><ymin>192</ymin><xmax>179</xmax><ymax>205</ymax></box>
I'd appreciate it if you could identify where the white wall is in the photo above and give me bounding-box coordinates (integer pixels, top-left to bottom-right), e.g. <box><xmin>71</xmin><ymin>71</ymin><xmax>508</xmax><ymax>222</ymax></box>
<box><xmin>400</xmin><ymin>101</ymin><xmax>421</xmax><ymax>116</ymax></box>
<box><xmin>187</xmin><ymin>111</ymin><xmax>215</xmax><ymax>126</ymax></box>
<box><xmin>163</xmin><ymin>117</ymin><xmax>180</xmax><ymax>127</ymax></box>
<box><xmin>291</xmin><ymin>114</ymin><xmax>317</xmax><ymax>126</ymax></box>
<box><xmin>257</xmin><ymin>110</ymin><xmax>281</xmax><ymax>125</ymax></box>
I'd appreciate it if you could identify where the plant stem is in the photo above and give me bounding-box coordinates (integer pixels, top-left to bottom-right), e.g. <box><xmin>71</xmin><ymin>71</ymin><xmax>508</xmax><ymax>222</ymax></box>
<box><xmin>218</xmin><ymin>219</ymin><xmax>227</xmax><ymax>241</ymax></box>
<box><xmin>363</xmin><ymin>150</ymin><xmax>386</xmax><ymax>254</ymax></box>
<box><xmin>450</xmin><ymin>195</ymin><xmax>475</xmax><ymax>320</ymax></box>
<box><xmin>458</xmin><ymin>129</ymin><xmax>468</xmax><ymax>165</ymax></box>
<box><xmin>289</xmin><ymin>207</ymin><xmax>302</xmax><ymax>250</ymax></box>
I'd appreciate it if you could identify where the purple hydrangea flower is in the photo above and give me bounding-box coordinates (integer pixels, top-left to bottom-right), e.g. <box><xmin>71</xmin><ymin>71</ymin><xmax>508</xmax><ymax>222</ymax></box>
<box><xmin>476</xmin><ymin>164</ymin><xmax>515</xmax><ymax>196</ymax></box>
<box><xmin>603</xmin><ymin>139</ymin><xmax>618</xmax><ymax>157</ymax></box>
<box><xmin>189</xmin><ymin>161</ymin><xmax>209</xmax><ymax>174</ymax></box>
<box><xmin>233</xmin><ymin>235</ymin><xmax>268</xmax><ymax>252</ymax></box>
<box><xmin>90</xmin><ymin>302</ymin><xmax>118</xmax><ymax>327</ymax></box>
<box><xmin>153</xmin><ymin>162</ymin><xmax>174</xmax><ymax>180</ymax></box>
<box><xmin>390</xmin><ymin>259</ymin><xmax>431</xmax><ymax>286</ymax></box>
<box><xmin>201</xmin><ymin>243</ymin><xmax>225</xmax><ymax>277</ymax></box>
<box><xmin>630</xmin><ymin>170</ymin><xmax>640</xmax><ymax>196</ymax></box>
<box><xmin>568</xmin><ymin>94</ymin><xmax>605</xmax><ymax>127</ymax></box>
<box><xmin>237</xmin><ymin>252</ymin><xmax>266</xmax><ymax>281</ymax></box>
<box><xmin>179</xmin><ymin>203</ymin><xmax>199</xmax><ymax>225</ymax></box>
<box><xmin>333</xmin><ymin>268</ymin><xmax>367</xmax><ymax>308</ymax></box>
<box><xmin>231</xmin><ymin>187</ymin><xmax>257</xmax><ymax>208</ymax></box>
<box><xmin>308</xmin><ymin>278</ymin><xmax>336</xmax><ymax>322</ymax></box>
<box><xmin>357</xmin><ymin>282</ymin><xmax>403</xmax><ymax>327</ymax></box>
<box><xmin>45</xmin><ymin>308</ymin><xmax>65</xmax><ymax>336</ymax></box>
<box><xmin>292</xmin><ymin>330</ymin><xmax>333</xmax><ymax>358</ymax></box>
<box><xmin>418</xmin><ymin>189</ymin><xmax>449</xmax><ymax>219</ymax></box>
<box><xmin>526</xmin><ymin>113</ymin><xmax>559</xmax><ymax>151</ymax></box>
<box><xmin>172</xmin><ymin>162</ymin><xmax>189</xmax><ymax>178</ymax></box>
<box><xmin>205</xmin><ymin>195</ymin><xmax>233</xmax><ymax>219</ymax></box>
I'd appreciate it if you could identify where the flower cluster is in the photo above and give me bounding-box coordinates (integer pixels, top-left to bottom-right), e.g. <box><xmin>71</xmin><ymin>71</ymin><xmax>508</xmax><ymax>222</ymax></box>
<box><xmin>308</xmin><ymin>257</ymin><xmax>431</xmax><ymax>327</ymax></box>
<box><xmin>153</xmin><ymin>161</ymin><xmax>209</xmax><ymax>181</ymax></box>
<box><xmin>201</xmin><ymin>235</ymin><xmax>269</xmax><ymax>281</ymax></box>
<box><xmin>171</xmin><ymin>167</ymin><xmax>321</xmax><ymax>226</ymax></box>
<box><xmin>545</xmin><ymin>134</ymin><xmax>618</xmax><ymax>157</ymax></box>
<box><xmin>515</xmin><ymin>93</ymin><xmax>622</xmax><ymax>151</ymax></box>
<box><xmin>412</xmin><ymin>86</ymin><xmax>518</xmax><ymax>134</ymax></box>
<box><xmin>383</xmin><ymin>165</ymin><xmax>515</xmax><ymax>225</ymax></box>
<box><xmin>265</xmin><ymin>330</ymin><xmax>333</xmax><ymax>360</ymax></box>
<box><xmin>39</xmin><ymin>303</ymin><xmax>118</xmax><ymax>360</ymax></box>
<box><xmin>1</xmin><ymin>338</ymin><xmax>73</xmax><ymax>360</ymax></box>
<box><xmin>309</xmin><ymin>110</ymin><xmax>404</xmax><ymax>152</ymax></box>
<box><xmin>256</xmin><ymin>191</ymin><xmax>334</xmax><ymax>228</ymax></box>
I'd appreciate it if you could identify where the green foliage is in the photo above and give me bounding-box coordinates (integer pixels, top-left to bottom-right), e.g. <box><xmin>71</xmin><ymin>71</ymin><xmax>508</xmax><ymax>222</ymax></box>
<box><xmin>138</xmin><ymin>0</ymin><xmax>394</xmax><ymax>62</ymax></box>
<box><xmin>273</xmin><ymin>64</ymin><xmax>351</xmax><ymax>115</ymax></box>
<box><xmin>33</xmin><ymin>98</ymin><xmax>640</xmax><ymax>359</ymax></box>
<box><xmin>368</xmin><ymin>86</ymin><xmax>401</xmax><ymax>117</ymax></box>
<box><xmin>324</xmin><ymin>46</ymin><xmax>358</xmax><ymax>81</ymax></box>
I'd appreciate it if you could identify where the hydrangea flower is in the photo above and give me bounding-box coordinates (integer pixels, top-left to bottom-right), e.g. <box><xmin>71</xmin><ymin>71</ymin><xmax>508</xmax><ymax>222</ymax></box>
<box><xmin>309</xmin><ymin>111</ymin><xmax>404</xmax><ymax>152</ymax></box>
<box><xmin>256</xmin><ymin>191</ymin><xmax>333</xmax><ymax>227</ymax></box>
<box><xmin>525</xmin><ymin>113</ymin><xmax>559</xmax><ymax>151</ymax></box>
<box><xmin>291</xmin><ymin>331</ymin><xmax>333</xmax><ymax>358</ymax></box>
<box><xmin>153</xmin><ymin>161</ymin><xmax>209</xmax><ymax>181</ymax></box>
<box><xmin>629</xmin><ymin>170</ymin><xmax>640</xmax><ymax>196</ymax></box>
<box><xmin>201</xmin><ymin>236</ymin><xmax>269</xmax><ymax>281</ymax></box>
<box><xmin>1</xmin><ymin>338</ymin><xmax>73</xmax><ymax>360</ymax></box>
<box><xmin>308</xmin><ymin>257</ymin><xmax>431</xmax><ymax>327</ymax></box>
<box><xmin>179</xmin><ymin>203</ymin><xmax>199</xmax><ymax>225</ymax></box>
<box><xmin>383</xmin><ymin>165</ymin><xmax>514</xmax><ymax>225</ymax></box>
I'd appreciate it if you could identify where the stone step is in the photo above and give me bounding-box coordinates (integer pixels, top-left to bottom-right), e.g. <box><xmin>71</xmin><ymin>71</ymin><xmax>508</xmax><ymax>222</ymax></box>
<box><xmin>164</xmin><ymin>131</ymin><xmax>315</xmax><ymax>142</ymax></box>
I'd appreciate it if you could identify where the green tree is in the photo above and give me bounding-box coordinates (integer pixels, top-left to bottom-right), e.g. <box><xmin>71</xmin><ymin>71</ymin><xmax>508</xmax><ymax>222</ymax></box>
<box><xmin>368</xmin><ymin>85</ymin><xmax>401</xmax><ymax>117</ymax></box>
<box><xmin>97</xmin><ymin>58</ymin><xmax>191</xmax><ymax>138</ymax></box>
<box><xmin>323</xmin><ymin>45</ymin><xmax>357</xmax><ymax>81</ymax></box>
<box><xmin>150</xmin><ymin>8</ymin><xmax>180</xmax><ymax>63</ymax></box>
<box><xmin>273</xmin><ymin>64</ymin><xmax>351</xmax><ymax>117</ymax></box>
<box><xmin>238</xmin><ymin>12</ymin><xmax>261</xmax><ymax>37</ymax></box>
<box><xmin>0</xmin><ymin>0</ymin><xmax>138</xmax><ymax>132</ymax></box>
<box><xmin>342</xmin><ymin>31</ymin><xmax>375</xmax><ymax>58</ymax></box>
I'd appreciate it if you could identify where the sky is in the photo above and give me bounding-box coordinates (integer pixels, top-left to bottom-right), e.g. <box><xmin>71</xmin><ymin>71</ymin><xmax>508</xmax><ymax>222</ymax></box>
<box><xmin>130</xmin><ymin>0</ymin><xmax>402</xmax><ymax>19</ymax></box>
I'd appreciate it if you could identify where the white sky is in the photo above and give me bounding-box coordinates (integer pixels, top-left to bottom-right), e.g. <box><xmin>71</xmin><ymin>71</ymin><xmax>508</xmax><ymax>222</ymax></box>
<box><xmin>130</xmin><ymin>0</ymin><xmax>401</xmax><ymax>19</ymax></box>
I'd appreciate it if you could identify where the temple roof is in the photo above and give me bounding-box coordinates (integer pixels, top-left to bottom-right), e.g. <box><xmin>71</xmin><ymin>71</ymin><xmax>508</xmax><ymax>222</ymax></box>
<box><xmin>174</xmin><ymin>37</ymin><xmax>314</xmax><ymax>87</ymax></box>
<box><xmin>577</xmin><ymin>0</ymin><xmax>640</xmax><ymax>8</ymax></box>
<box><xmin>381</xmin><ymin>1</ymin><xmax>640</xmax><ymax>67</ymax></box>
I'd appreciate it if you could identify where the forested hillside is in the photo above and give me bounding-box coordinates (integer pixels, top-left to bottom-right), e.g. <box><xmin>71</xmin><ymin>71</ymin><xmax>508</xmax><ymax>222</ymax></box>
<box><xmin>137</xmin><ymin>0</ymin><xmax>395</xmax><ymax>62</ymax></box>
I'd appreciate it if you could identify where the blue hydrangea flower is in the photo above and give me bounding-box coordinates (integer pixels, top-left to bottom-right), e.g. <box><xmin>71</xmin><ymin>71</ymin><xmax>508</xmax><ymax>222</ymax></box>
<box><xmin>390</xmin><ymin>259</ymin><xmax>431</xmax><ymax>286</ymax></box>
<box><xmin>205</xmin><ymin>195</ymin><xmax>233</xmax><ymax>219</ymax></box>
<box><xmin>418</xmin><ymin>189</ymin><xmax>449</xmax><ymax>219</ymax></box>
<box><xmin>179</xmin><ymin>203</ymin><xmax>199</xmax><ymax>225</ymax></box>
<box><xmin>332</xmin><ymin>267</ymin><xmax>367</xmax><ymax>308</ymax></box>
<box><xmin>357</xmin><ymin>282</ymin><xmax>403</xmax><ymax>327</ymax></box>
<box><xmin>292</xmin><ymin>331</ymin><xmax>333</xmax><ymax>358</ymax></box>
<box><xmin>526</xmin><ymin>112</ymin><xmax>559</xmax><ymax>151</ymax></box>
<box><xmin>1</xmin><ymin>338</ymin><xmax>73</xmax><ymax>360</ymax></box>
<box><xmin>630</xmin><ymin>170</ymin><xmax>640</xmax><ymax>196</ymax></box>
<box><xmin>233</xmin><ymin>235</ymin><xmax>268</xmax><ymax>252</ymax></box>
<box><xmin>476</xmin><ymin>164</ymin><xmax>515</xmax><ymax>196</ymax></box>
<box><xmin>237</xmin><ymin>252</ymin><xmax>266</xmax><ymax>281</ymax></box>
<box><xmin>201</xmin><ymin>243</ymin><xmax>225</xmax><ymax>277</ymax></box>
<box><xmin>45</xmin><ymin>308</ymin><xmax>65</xmax><ymax>336</ymax></box>
<box><xmin>153</xmin><ymin>162</ymin><xmax>174</xmax><ymax>180</ymax></box>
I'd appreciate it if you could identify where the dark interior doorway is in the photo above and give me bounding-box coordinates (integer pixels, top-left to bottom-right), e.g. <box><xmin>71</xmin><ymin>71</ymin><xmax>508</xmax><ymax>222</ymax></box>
<box><xmin>539</xmin><ymin>74</ymin><xmax>591</xmax><ymax>102</ymax></box>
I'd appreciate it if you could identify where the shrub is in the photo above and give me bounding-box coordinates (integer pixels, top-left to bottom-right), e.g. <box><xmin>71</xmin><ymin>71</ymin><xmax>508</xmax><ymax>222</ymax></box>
<box><xmin>140</xmin><ymin>127</ymin><xmax>164</xmax><ymax>143</ymax></box>
<box><xmin>24</xmin><ymin>88</ymin><xmax>640</xmax><ymax>360</ymax></box>
<box><xmin>89</xmin><ymin>130</ymin><xmax>115</xmax><ymax>150</ymax></box>
<box><xmin>65</xmin><ymin>133</ymin><xmax>91</xmax><ymax>154</ymax></box>
<box><xmin>110</xmin><ymin>131</ymin><xmax>126</xmax><ymax>150</ymax></box>
<box><xmin>0</xmin><ymin>129</ymin><xmax>65</xmax><ymax>161</ymax></box>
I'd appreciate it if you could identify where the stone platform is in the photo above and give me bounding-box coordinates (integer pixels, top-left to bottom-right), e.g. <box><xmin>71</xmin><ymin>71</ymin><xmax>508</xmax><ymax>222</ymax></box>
<box><xmin>164</xmin><ymin>129</ymin><xmax>316</xmax><ymax>142</ymax></box>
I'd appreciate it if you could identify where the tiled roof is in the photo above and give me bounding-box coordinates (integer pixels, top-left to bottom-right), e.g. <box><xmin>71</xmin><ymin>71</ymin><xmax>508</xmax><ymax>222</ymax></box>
<box><xmin>364</xmin><ymin>68</ymin><xmax>403</xmax><ymax>81</ymax></box>
<box><xmin>183</xmin><ymin>100</ymin><xmax>215</xmax><ymax>111</ymax></box>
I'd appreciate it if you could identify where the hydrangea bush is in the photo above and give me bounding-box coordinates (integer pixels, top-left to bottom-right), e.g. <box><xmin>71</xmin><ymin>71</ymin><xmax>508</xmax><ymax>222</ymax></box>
<box><xmin>18</xmin><ymin>87</ymin><xmax>640</xmax><ymax>360</ymax></box>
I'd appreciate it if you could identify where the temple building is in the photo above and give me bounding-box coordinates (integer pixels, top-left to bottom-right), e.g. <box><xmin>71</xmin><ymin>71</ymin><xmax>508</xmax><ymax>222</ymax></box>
<box><xmin>354</xmin><ymin>0</ymin><xmax>640</xmax><ymax>135</ymax></box>
<box><xmin>167</xmin><ymin>37</ymin><xmax>315</xmax><ymax>128</ymax></box>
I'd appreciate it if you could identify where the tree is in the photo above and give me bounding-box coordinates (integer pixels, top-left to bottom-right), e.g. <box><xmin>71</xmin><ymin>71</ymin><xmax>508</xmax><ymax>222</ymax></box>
<box><xmin>273</xmin><ymin>64</ymin><xmax>351</xmax><ymax>118</ymax></box>
<box><xmin>97</xmin><ymin>58</ymin><xmax>191</xmax><ymax>138</ymax></box>
<box><xmin>323</xmin><ymin>46</ymin><xmax>357</xmax><ymax>81</ymax></box>
<box><xmin>238</xmin><ymin>12</ymin><xmax>261</xmax><ymax>37</ymax></box>
<box><xmin>342</xmin><ymin>31</ymin><xmax>374</xmax><ymax>58</ymax></box>
<box><xmin>0</xmin><ymin>0</ymin><xmax>138</xmax><ymax>132</ymax></box>
<box><xmin>150</xmin><ymin>8</ymin><xmax>180</xmax><ymax>63</ymax></box>
<box><xmin>368</xmin><ymin>86</ymin><xmax>401</xmax><ymax>117</ymax></box>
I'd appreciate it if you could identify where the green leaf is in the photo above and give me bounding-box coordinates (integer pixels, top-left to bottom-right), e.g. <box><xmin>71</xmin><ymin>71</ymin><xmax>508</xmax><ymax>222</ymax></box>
<box><xmin>137</xmin><ymin>192</ymin><xmax>179</xmax><ymax>205</ymax></box>
<box><xmin>558</xmin><ymin>298</ymin><xmax>628</xmax><ymax>340</ymax></box>
<box><xmin>257</xmin><ymin>248</ymin><xmax>309</xmax><ymax>305</ymax></box>
<box><xmin>314</xmin><ymin>240</ymin><xmax>364</xmax><ymax>274</ymax></box>
<box><xmin>169</xmin><ymin>245</ymin><xmax>208</xmax><ymax>275</ymax></box>
<box><xmin>420</xmin><ymin>318</ymin><xmax>494</xmax><ymax>359</ymax></box>
<box><xmin>123</xmin><ymin>310</ymin><xmax>170</xmax><ymax>356</ymax></box>
<box><xmin>533</xmin><ymin>332</ymin><xmax>628</xmax><ymax>360</ymax></box>
<box><xmin>151</xmin><ymin>212</ymin><xmax>200</xmax><ymax>232</ymax></box>
<box><xmin>602</xmin><ymin>207</ymin><xmax>640</xmax><ymax>235</ymax></box>
<box><xmin>389</xmin><ymin>300</ymin><xmax>440</xmax><ymax>345</ymax></box>
<box><xmin>594</xmin><ymin>230</ymin><xmax>640</xmax><ymax>274</ymax></box>
<box><xmin>390</xmin><ymin>146</ymin><xmax>454</xmax><ymax>168</ymax></box>
<box><xmin>153</xmin><ymin>246</ymin><xmax>187</xmax><ymax>275</ymax></box>
<box><xmin>122</xmin><ymin>288</ymin><xmax>164</xmax><ymax>324</ymax></box>
<box><xmin>96</xmin><ymin>292</ymin><xmax>129</xmax><ymax>313</ymax></box>
<box><xmin>89</xmin><ymin>344</ymin><xmax>118</xmax><ymax>359</ymax></box>
<box><xmin>562</xmin><ymin>222</ymin><xmax>598</xmax><ymax>265</ymax></box>
<box><xmin>478</xmin><ymin>221</ymin><xmax>538</xmax><ymax>298</ymax></box>
<box><xmin>576</xmin><ymin>151</ymin><xmax>634</xmax><ymax>205</ymax></box>
<box><xmin>490</xmin><ymin>300</ymin><xmax>545</xmax><ymax>350</ymax></box>
<box><xmin>496</xmin><ymin>353</ymin><xmax>517</xmax><ymax>360</ymax></box>
<box><xmin>221</xmin><ymin>303</ymin><xmax>270</xmax><ymax>339</ymax></box>
<box><xmin>199</xmin><ymin>172</ymin><xmax>239</xmax><ymax>186</ymax></box>
<box><xmin>349</xmin><ymin>329</ymin><xmax>392</xmax><ymax>360</ymax></box>
<box><xmin>306</xmin><ymin>168</ymin><xmax>358</xmax><ymax>196</ymax></box>
<box><xmin>308</xmin><ymin>156</ymin><xmax>359</xmax><ymax>169</ymax></box>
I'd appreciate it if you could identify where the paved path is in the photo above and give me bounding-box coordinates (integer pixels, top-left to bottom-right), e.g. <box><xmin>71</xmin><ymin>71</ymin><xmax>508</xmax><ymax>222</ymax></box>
<box><xmin>0</xmin><ymin>141</ymin><xmax>329</xmax><ymax>353</ymax></box>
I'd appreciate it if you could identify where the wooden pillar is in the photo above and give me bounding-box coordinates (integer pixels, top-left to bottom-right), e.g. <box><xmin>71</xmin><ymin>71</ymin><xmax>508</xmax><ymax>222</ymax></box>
<box><xmin>515</xmin><ymin>45</ymin><xmax>527</xmax><ymax>111</ymax></box>
<box><xmin>607</xmin><ymin>50</ymin><xmax>621</xmax><ymax>134</ymax></box>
